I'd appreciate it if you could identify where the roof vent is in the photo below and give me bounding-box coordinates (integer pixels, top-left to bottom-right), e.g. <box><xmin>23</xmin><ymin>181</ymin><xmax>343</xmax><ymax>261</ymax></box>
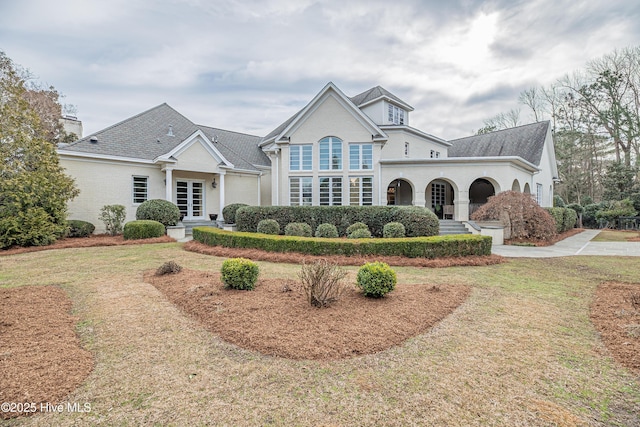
<box><xmin>89</xmin><ymin>136</ymin><xmax>98</xmax><ymax>143</ymax></box>
<box><xmin>212</xmin><ymin>134</ymin><xmax>218</xmax><ymax>143</ymax></box>
<box><xmin>167</xmin><ymin>125</ymin><xmax>174</xmax><ymax>137</ymax></box>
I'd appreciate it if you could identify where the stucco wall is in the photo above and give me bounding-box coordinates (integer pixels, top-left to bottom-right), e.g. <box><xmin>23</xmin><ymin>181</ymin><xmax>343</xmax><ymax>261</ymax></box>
<box><xmin>174</xmin><ymin>139</ymin><xmax>219</xmax><ymax>173</ymax></box>
<box><xmin>225</xmin><ymin>173</ymin><xmax>260</xmax><ymax>206</ymax></box>
<box><xmin>60</xmin><ymin>157</ymin><xmax>165</xmax><ymax>232</ymax></box>
<box><xmin>382</xmin><ymin>130</ymin><xmax>449</xmax><ymax>159</ymax></box>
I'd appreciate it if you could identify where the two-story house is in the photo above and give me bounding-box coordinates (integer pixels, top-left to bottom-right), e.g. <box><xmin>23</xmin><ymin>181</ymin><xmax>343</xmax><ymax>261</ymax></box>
<box><xmin>57</xmin><ymin>82</ymin><xmax>557</xmax><ymax>232</ymax></box>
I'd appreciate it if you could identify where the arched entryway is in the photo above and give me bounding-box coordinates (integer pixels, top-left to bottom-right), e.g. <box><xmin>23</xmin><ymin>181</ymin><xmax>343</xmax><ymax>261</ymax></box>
<box><xmin>387</xmin><ymin>179</ymin><xmax>413</xmax><ymax>205</ymax></box>
<box><xmin>469</xmin><ymin>178</ymin><xmax>496</xmax><ymax>215</ymax></box>
<box><xmin>426</xmin><ymin>179</ymin><xmax>455</xmax><ymax>219</ymax></box>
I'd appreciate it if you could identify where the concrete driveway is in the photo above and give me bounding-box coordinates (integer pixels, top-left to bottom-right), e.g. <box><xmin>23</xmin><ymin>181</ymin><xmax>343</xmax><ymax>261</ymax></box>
<box><xmin>491</xmin><ymin>229</ymin><xmax>640</xmax><ymax>258</ymax></box>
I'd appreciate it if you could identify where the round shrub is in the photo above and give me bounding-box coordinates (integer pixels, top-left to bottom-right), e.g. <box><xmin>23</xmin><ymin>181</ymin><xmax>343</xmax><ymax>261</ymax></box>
<box><xmin>257</xmin><ymin>219</ymin><xmax>280</xmax><ymax>235</ymax></box>
<box><xmin>222</xmin><ymin>203</ymin><xmax>249</xmax><ymax>225</ymax></box>
<box><xmin>156</xmin><ymin>260</ymin><xmax>182</xmax><ymax>275</ymax></box>
<box><xmin>356</xmin><ymin>262</ymin><xmax>397</xmax><ymax>298</ymax></box>
<box><xmin>348</xmin><ymin>228</ymin><xmax>372</xmax><ymax>239</ymax></box>
<box><xmin>383</xmin><ymin>221</ymin><xmax>405</xmax><ymax>238</ymax></box>
<box><xmin>136</xmin><ymin>199</ymin><xmax>181</xmax><ymax>227</ymax></box>
<box><xmin>346</xmin><ymin>222</ymin><xmax>368</xmax><ymax>236</ymax></box>
<box><xmin>123</xmin><ymin>220</ymin><xmax>165</xmax><ymax>240</ymax></box>
<box><xmin>67</xmin><ymin>220</ymin><xmax>95</xmax><ymax>237</ymax></box>
<box><xmin>394</xmin><ymin>207</ymin><xmax>439</xmax><ymax>237</ymax></box>
<box><xmin>315</xmin><ymin>223</ymin><xmax>339</xmax><ymax>238</ymax></box>
<box><xmin>221</xmin><ymin>258</ymin><xmax>259</xmax><ymax>290</ymax></box>
<box><xmin>284</xmin><ymin>222</ymin><xmax>312</xmax><ymax>237</ymax></box>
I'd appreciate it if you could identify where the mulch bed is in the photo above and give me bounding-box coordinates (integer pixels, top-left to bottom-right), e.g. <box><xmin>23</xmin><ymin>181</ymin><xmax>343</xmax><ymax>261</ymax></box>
<box><xmin>183</xmin><ymin>240</ymin><xmax>504</xmax><ymax>267</ymax></box>
<box><xmin>145</xmin><ymin>269</ymin><xmax>471</xmax><ymax>360</ymax></box>
<box><xmin>590</xmin><ymin>282</ymin><xmax>640</xmax><ymax>375</ymax></box>
<box><xmin>0</xmin><ymin>234</ymin><xmax>175</xmax><ymax>256</ymax></box>
<box><xmin>506</xmin><ymin>228</ymin><xmax>586</xmax><ymax>246</ymax></box>
<box><xmin>0</xmin><ymin>286</ymin><xmax>94</xmax><ymax>419</ymax></box>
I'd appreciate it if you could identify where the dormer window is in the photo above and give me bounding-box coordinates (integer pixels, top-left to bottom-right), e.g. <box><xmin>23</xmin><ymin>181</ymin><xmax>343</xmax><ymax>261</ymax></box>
<box><xmin>388</xmin><ymin>103</ymin><xmax>405</xmax><ymax>125</ymax></box>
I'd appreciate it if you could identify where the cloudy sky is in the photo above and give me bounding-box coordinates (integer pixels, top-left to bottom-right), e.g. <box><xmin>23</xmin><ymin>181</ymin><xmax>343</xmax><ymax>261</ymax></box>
<box><xmin>1</xmin><ymin>0</ymin><xmax>639</xmax><ymax>140</ymax></box>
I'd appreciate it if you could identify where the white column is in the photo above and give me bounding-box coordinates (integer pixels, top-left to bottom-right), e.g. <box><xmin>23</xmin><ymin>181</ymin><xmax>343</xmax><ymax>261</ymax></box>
<box><xmin>218</xmin><ymin>171</ymin><xmax>226</xmax><ymax>221</ymax></box>
<box><xmin>164</xmin><ymin>167</ymin><xmax>173</xmax><ymax>201</ymax></box>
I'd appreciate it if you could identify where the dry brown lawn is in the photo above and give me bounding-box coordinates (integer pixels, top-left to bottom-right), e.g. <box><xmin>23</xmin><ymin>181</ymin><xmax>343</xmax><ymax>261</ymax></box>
<box><xmin>0</xmin><ymin>242</ymin><xmax>639</xmax><ymax>426</ymax></box>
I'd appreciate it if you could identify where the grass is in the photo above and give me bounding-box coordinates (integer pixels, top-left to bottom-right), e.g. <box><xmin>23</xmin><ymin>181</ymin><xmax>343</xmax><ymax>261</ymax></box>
<box><xmin>592</xmin><ymin>229</ymin><xmax>640</xmax><ymax>242</ymax></box>
<box><xmin>1</xmin><ymin>243</ymin><xmax>640</xmax><ymax>426</ymax></box>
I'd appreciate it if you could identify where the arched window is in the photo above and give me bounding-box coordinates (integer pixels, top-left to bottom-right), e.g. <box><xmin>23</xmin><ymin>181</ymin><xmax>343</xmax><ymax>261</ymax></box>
<box><xmin>319</xmin><ymin>137</ymin><xmax>342</xmax><ymax>170</ymax></box>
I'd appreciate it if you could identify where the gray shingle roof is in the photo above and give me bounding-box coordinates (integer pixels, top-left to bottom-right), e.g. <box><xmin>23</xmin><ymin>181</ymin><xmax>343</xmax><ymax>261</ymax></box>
<box><xmin>448</xmin><ymin>121</ymin><xmax>550</xmax><ymax>166</ymax></box>
<box><xmin>59</xmin><ymin>103</ymin><xmax>267</xmax><ymax>171</ymax></box>
<box><xmin>350</xmin><ymin>86</ymin><xmax>413</xmax><ymax>110</ymax></box>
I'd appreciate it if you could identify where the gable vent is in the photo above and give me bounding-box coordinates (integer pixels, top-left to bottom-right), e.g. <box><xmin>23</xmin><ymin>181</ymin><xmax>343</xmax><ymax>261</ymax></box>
<box><xmin>167</xmin><ymin>125</ymin><xmax>174</xmax><ymax>137</ymax></box>
<box><xmin>89</xmin><ymin>136</ymin><xmax>98</xmax><ymax>143</ymax></box>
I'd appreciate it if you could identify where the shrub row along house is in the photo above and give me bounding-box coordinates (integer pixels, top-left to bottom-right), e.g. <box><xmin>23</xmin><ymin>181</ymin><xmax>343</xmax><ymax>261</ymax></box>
<box><xmin>57</xmin><ymin>82</ymin><xmax>558</xmax><ymax>232</ymax></box>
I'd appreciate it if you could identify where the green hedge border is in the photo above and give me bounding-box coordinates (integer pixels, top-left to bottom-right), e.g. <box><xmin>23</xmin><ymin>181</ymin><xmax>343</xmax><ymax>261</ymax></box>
<box><xmin>193</xmin><ymin>227</ymin><xmax>492</xmax><ymax>258</ymax></box>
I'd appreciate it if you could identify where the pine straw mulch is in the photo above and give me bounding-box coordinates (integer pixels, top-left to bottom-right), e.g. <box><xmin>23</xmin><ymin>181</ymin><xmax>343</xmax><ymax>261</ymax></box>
<box><xmin>0</xmin><ymin>234</ymin><xmax>175</xmax><ymax>256</ymax></box>
<box><xmin>590</xmin><ymin>282</ymin><xmax>640</xmax><ymax>375</ymax></box>
<box><xmin>144</xmin><ymin>269</ymin><xmax>471</xmax><ymax>360</ymax></box>
<box><xmin>0</xmin><ymin>286</ymin><xmax>94</xmax><ymax>419</ymax></box>
<box><xmin>183</xmin><ymin>240</ymin><xmax>505</xmax><ymax>268</ymax></box>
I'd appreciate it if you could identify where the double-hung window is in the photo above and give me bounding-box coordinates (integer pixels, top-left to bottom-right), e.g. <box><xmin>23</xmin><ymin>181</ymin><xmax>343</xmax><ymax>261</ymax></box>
<box><xmin>536</xmin><ymin>183</ymin><xmax>543</xmax><ymax>205</ymax></box>
<box><xmin>349</xmin><ymin>144</ymin><xmax>372</xmax><ymax>170</ymax></box>
<box><xmin>132</xmin><ymin>176</ymin><xmax>148</xmax><ymax>204</ymax></box>
<box><xmin>319</xmin><ymin>177</ymin><xmax>342</xmax><ymax>206</ymax></box>
<box><xmin>290</xmin><ymin>177</ymin><xmax>312</xmax><ymax>206</ymax></box>
<box><xmin>349</xmin><ymin>177</ymin><xmax>373</xmax><ymax>206</ymax></box>
<box><xmin>319</xmin><ymin>137</ymin><xmax>342</xmax><ymax>170</ymax></box>
<box><xmin>289</xmin><ymin>145</ymin><xmax>312</xmax><ymax>171</ymax></box>
<box><xmin>387</xmin><ymin>104</ymin><xmax>405</xmax><ymax>125</ymax></box>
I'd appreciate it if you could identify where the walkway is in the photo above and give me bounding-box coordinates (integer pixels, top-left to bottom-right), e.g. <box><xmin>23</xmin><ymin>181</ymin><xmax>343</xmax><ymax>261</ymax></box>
<box><xmin>492</xmin><ymin>229</ymin><xmax>640</xmax><ymax>258</ymax></box>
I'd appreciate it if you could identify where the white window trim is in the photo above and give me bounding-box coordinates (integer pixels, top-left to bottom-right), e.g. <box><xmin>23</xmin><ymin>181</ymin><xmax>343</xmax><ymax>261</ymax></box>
<box><xmin>289</xmin><ymin>144</ymin><xmax>313</xmax><ymax>171</ymax></box>
<box><xmin>349</xmin><ymin>176</ymin><xmax>373</xmax><ymax>206</ymax></box>
<box><xmin>289</xmin><ymin>177</ymin><xmax>313</xmax><ymax>206</ymax></box>
<box><xmin>319</xmin><ymin>137</ymin><xmax>343</xmax><ymax>171</ymax></box>
<box><xmin>349</xmin><ymin>143</ymin><xmax>373</xmax><ymax>171</ymax></box>
<box><xmin>319</xmin><ymin>176</ymin><xmax>343</xmax><ymax>206</ymax></box>
<box><xmin>132</xmin><ymin>175</ymin><xmax>148</xmax><ymax>205</ymax></box>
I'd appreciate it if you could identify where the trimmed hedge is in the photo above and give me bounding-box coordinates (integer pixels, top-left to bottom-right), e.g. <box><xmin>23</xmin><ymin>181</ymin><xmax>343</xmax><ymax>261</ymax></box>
<box><xmin>285</xmin><ymin>222</ymin><xmax>312</xmax><ymax>237</ymax></box>
<box><xmin>383</xmin><ymin>222</ymin><xmax>405</xmax><ymax>238</ymax></box>
<box><xmin>348</xmin><ymin>228</ymin><xmax>372</xmax><ymax>239</ymax></box>
<box><xmin>193</xmin><ymin>227</ymin><xmax>491</xmax><ymax>258</ymax></box>
<box><xmin>235</xmin><ymin>205</ymin><xmax>439</xmax><ymax>237</ymax></box>
<box><xmin>67</xmin><ymin>220</ymin><xmax>95</xmax><ymax>237</ymax></box>
<box><xmin>123</xmin><ymin>220</ymin><xmax>165</xmax><ymax>240</ymax></box>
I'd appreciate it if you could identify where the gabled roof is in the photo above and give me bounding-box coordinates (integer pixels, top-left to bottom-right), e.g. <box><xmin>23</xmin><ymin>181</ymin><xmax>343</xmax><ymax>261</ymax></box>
<box><xmin>260</xmin><ymin>82</ymin><xmax>387</xmax><ymax>146</ymax></box>
<box><xmin>350</xmin><ymin>85</ymin><xmax>414</xmax><ymax>111</ymax></box>
<box><xmin>58</xmin><ymin>103</ymin><xmax>268</xmax><ymax>171</ymax></box>
<box><xmin>448</xmin><ymin>121</ymin><xmax>551</xmax><ymax>166</ymax></box>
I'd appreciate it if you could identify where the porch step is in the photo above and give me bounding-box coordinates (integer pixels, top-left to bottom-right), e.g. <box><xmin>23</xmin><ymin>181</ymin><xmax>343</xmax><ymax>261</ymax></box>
<box><xmin>438</xmin><ymin>220</ymin><xmax>471</xmax><ymax>235</ymax></box>
<box><xmin>182</xmin><ymin>220</ymin><xmax>220</xmax><ymax>235</ymax></box>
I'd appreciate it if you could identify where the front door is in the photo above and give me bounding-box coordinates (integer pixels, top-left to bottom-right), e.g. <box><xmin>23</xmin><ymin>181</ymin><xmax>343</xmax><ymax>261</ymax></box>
<box><xmin>176</xmin><ymin>180</ymin><xmax>204</xmax><ymax>220</ymax></box>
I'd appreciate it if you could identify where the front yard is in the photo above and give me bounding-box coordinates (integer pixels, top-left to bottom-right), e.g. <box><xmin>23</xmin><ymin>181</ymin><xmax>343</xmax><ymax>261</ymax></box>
<box><xmin>1</xmin><ymin>242</ymin><xmax>639</xmax><ymax>426</ymax></box>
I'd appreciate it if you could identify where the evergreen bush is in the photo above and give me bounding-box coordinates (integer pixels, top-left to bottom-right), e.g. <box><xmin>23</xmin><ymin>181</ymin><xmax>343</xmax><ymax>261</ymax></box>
<box><xmin>346</xmin><ymin>222</ymin><xmax>369</xmax><ymax>236</ymax></box>
<box><xmin>256</xmin><ymin>219</ymin><xmax>280</xmax><ymax>235</ymax></box>
<box><xmin>383</xmin><ymin>222</ymin><xmax>406</xmax><ymax>238</ymax></box>
<box><xmin>123</xmin><ymin>220</ymin><xmax>165</xmax><ymax>240</ymax></box>
<box><xmin>348</xmin><ymin>228</ymin><xmax>372</xmax><ymax>239</ymax></box>
<box><xmin>284</xmin><ymin>222</ymin><xmax>312</xmax><ymax>237</ymax></box>
<box><xmin>136</xmin><ymin>199</ymin><xmax>180</xmax><ymax>227</ymax></box>
<box><xmin>222</xmin><ymin>203</ymin><xmax>248</xmax><ymax>225</ymax></box>
<box><xmin>356</xmin><ymin>262</ymin><xmax>397</xmax><ymax>298</ymax></box>
<box><xmin>221</xmin><ymin>258</ymin><xmax>259</xmax><ymax>290</ymax></box>
<box><xmin>314</xmin><ymin>223</ymin><xmax>339</xmax><ymax>238</ymax></box>
<box><xmin>67</xmin><ymin>220</ymin><xmax>95</xmax><ymax>237</ymax></box>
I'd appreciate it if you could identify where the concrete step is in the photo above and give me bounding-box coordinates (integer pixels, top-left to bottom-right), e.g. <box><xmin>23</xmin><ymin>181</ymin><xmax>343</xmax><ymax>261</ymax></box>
<box><xmin>182</xmin><ymin>220</ymin><xmax>220</xmax><ymax>235</ymax></box>
<box><xmin>438</xmin><ymin>220</ymin><xmax>471</xmax><ymax>235</ymax></box>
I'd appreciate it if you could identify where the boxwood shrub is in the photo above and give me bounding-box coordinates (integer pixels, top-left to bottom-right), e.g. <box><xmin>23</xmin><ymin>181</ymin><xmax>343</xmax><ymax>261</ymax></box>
<box><xmin>357</xmin><ymin>262</ymin><xmax>397</xmax><ymax>298</ymax></box>
<box><xmin>256</xmin><ymin>219</ymin><xmax>280</xmax><ymax>235</ymax></box>
<box><xmin>383</xmin><ymin>222</ymin><xmax>405</xmax><ymax>238</ymax></box>
<box><xmin>284</xmin><ymin>222</ymin><xmax>312</xmax><ymax>237</ymax></box>
<box><xmin>222</xmin><ymin>203</ymin><xmax>248</xmax><ymax>225</ymax></box>
<box><xmin>545</xmin><ymin>207</ymin><xmax>578</xmax><ymax>233</ymax></box>
<box><xmin>348</xmin><ymin>228</ymin><xmax>372</xmax><ymax>239</ymax></box>
<box><xmin>235</xmin><ymin>205</ymin><xmax>439</xmax><ymax>237</ymax></box>
<box><xmin>136</xmin><ymin>199</ymin><xmax>181</xmax><ymax>227</ymax></box>
<box><xmin>67</xmin><ymin>220</ymin><xmax>95</xmax><ymax>237</ymax></box>
<box><xmin>123</xmin><ymin>220</ymin><xmax>165</xmax><ymax>240</ymax></box>
<box><xmin>221</xmin><ymin>258</ymin><xmax>259</xmax><ymax>290</ymax></box>
<box><xmin>315</xmin><ymin>223</ymin><xmax>339</xmax><ymax>238</ymax></box>
<box><xmin>193</xmin><ymin>227</ymin><xmax>491</xmax><ymax>258</ymax></box>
